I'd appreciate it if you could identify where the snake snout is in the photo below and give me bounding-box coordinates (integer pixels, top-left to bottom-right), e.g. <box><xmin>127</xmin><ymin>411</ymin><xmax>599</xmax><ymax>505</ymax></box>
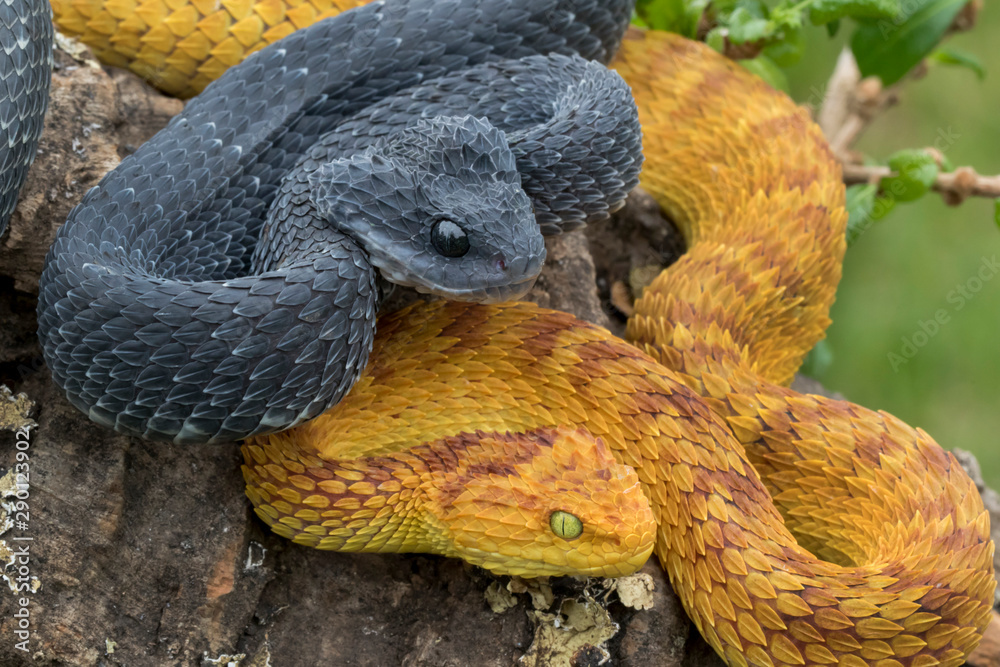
<box><xmin>308</xmin><ymin>113</ymin><xmax>549</xmax><ymax>304</ymax></box>
<box><xmin>394</xmin><ymin>212</ymin><xmax>545</xmax><ymax>303</ymax></box>
<box><xmin>409</xmin><ymin>245</ymin><xmax>545</xmax><ymax>304</ymax></box>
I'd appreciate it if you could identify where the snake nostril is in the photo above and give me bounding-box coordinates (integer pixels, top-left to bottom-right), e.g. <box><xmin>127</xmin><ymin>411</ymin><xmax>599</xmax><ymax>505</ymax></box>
<box><xmin>495</xmin><ymin>256</ymin><xmax>507</xmax><ymax>272</ymax></box>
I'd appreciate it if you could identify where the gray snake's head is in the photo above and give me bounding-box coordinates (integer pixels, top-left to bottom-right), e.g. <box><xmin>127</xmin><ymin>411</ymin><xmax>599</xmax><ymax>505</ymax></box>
<box><xmin>309</xmin><ymin>116</ymin><xmax>545</xmax><ymax>303</ymax></box>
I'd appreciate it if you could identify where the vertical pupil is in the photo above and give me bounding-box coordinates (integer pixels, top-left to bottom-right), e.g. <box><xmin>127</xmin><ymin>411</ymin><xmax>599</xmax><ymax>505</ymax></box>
<box><xmin>549</xmin><ymin>510</ymin><xmax>582</xmax><ymax>539</ymax></box>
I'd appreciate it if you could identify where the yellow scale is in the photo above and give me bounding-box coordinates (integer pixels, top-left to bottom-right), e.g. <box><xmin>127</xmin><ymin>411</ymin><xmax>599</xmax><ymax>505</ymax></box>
<box><xmin>53</xmin><ymin>0</ymin><xmax>367</xmax><ymax>97</ymax></box>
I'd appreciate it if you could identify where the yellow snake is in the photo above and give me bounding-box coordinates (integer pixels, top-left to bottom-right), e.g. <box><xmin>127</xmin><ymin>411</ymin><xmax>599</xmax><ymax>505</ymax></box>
<box><xmin>52</xmin><ymin>2</ymin><xmax>997</xmax><ymax>664</ymax></box>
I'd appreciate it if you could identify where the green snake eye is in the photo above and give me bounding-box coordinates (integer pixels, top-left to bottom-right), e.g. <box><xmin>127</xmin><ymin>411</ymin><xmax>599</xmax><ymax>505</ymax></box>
<box><xmin>549</xmin><ymin>511</ymin><xmax>583</xmax><ymax>540</ymax></box>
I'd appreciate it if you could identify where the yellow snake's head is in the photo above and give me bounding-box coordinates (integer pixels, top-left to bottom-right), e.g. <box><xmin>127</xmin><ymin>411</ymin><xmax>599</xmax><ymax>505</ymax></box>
<box><xmin>428</xmin><ymin>427</ymin><xmax>656</xmax><ymax>578</ymax></box>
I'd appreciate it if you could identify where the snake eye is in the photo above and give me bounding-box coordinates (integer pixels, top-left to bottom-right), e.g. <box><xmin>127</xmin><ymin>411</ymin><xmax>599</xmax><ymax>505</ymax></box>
<box><xmin>431</xmin><ymin>219</ymin><xmax>470</xmax><ymax>258</ymax></box>
<box><xmin>549</xmin><ymin>511</ymin><xmax>583</xmax><ymax>540</ymax></box>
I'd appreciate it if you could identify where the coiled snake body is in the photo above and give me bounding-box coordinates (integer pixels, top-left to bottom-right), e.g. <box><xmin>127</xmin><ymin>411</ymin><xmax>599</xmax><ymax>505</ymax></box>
<box><xmin>28</xmin><ymin>0</ymin><xmax>998</xmax><ymax>664</ymax></box>
<box><xmin>38</xmin><ymin>0</ymin><xmax>642</xmax><ymax>443</ymax></box>
<box><xmin>0</xmin><ymin>0</ymin><xmax>51</xmax><ymax>238</ymax></box>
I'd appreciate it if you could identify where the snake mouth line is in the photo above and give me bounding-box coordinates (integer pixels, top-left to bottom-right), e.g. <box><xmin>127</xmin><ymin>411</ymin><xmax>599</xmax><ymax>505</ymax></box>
<box><xmin>374</xmin><ymin>249</ymin><xmax>544</xmax><ymax>304</ymax></box>
<box><xmin>454</xmin><ymin>541</ymin><xmax>654</xmax><ymax>579</ymax></box>
<box><xmin>410</xmin><ymin>274</ymin><xmax>540</xmax><ymax>304</ymax></box>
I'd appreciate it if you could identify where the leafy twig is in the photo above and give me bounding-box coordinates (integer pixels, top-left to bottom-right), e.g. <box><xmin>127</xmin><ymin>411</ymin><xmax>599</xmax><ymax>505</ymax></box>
<box><xmin>842</xmin><ymin>164</ymin><xmax>1000</xmax><ymax>206</ymax></box>
<box><xmin>814</xmin><ymin>48</ymin><xmax>999</xmax><ymax>207</ymax></box>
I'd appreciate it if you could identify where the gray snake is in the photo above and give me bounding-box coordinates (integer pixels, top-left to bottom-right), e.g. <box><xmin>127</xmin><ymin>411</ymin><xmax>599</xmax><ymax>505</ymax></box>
<box><xmin>0</xmin><ymin>0</ymin><xmax>51</xmax><ymax>238</ymax></box>
<box><xmin>36</xmin><ymin>0</ymin><xmax>643</xmax><ymax>444</ymax></box>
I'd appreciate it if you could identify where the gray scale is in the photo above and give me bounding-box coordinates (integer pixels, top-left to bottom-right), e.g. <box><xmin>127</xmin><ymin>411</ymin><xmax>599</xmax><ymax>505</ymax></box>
<box><xmin>0</xmin><ymin>0</ymin><xmax>51</xmax><ymax>237</ymax></box>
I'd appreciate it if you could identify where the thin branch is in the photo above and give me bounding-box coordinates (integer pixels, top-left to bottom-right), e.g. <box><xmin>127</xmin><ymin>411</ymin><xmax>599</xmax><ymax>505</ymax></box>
<box><xmin>814</xmin><ymin>44</ymin><xmax>1000</xmax><ymax>206</ymax></box>
<box><xmin>842</xmin><ymin>163</ymin><xmax>1000</xmax><ymax>206</ymax></box>
<box><xmin>816</xmin><ymin>49</ymin><xmax>899</xmax><ymax>160</ymax></box>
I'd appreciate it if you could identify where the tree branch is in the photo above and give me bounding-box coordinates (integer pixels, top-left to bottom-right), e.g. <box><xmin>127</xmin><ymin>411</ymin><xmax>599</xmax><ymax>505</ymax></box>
<box><xmin>816</xmin><ymin>49</ymin><xmax>899</xmax><ymax>160</ymax></box>
<box><xmin>842</xmin><ymin>163</ymin><xmax>1000</xmax><ymax>206</ymax></box>
<box><xmin>815</xmin><ymin>42</ymin><xmax>1000</xmax><ymax>206</ymax></box>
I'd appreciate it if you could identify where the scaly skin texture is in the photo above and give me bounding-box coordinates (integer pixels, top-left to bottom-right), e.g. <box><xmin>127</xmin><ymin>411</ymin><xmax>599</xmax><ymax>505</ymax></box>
<box><xmin>53</xmin><ymin>2</ymin><xmax>997</xmax><ymax>663</ymax></box>
<box><xmin>51</xmin><ymin>0</ymin><xmax>367</xmax><ymax>97</ymax></box>
<box><xmin>0</xmin><ymin>0</ymin><xmax>52</xmax><ymax>237</ymax></box>
<box><xmin>241</xmin><ymin>30</ymin><xmax>996</xmax><ymax>667</ymax></box>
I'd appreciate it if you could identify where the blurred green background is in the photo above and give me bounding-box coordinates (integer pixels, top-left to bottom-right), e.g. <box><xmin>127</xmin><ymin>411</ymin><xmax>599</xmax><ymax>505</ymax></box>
<box><xmin>785</xmin><ymin>13</ymin><xmax>1000</xmax><ymax>488</ymax></box>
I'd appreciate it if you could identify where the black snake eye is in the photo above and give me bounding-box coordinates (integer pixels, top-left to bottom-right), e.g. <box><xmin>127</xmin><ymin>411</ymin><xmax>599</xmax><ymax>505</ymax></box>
<box><xmin>431</xmin><ymin>219</ymin><xmax>470</xmax><ymax>258</ymax></box>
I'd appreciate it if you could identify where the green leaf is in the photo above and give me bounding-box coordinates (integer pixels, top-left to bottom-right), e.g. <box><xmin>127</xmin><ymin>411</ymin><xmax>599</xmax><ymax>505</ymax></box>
<box><xmin>800</xmin><ymin>339</ymin><xmax>833</xmax><ymax>379</ymax></box>
<box><xmin>845</xmin><ymin>184</ymin><xmax>876</xmax><ymax>245</ymax></box>
<box><xmin>845</xmin><ymin>184</ymin><xmax>896</xmax><ymax>245</ymax></box>
<box><xmin>881</xmin><ymin>149</ymin><xmax>939</xmax><ymax>202</ymax></box>
<box><xmin>635</xmin><ymin>0</ymin><xmax>710</xmax><ymax>35</ymax></box>
<box><xmin>705</xmin><ymin>27</ymin><xmax>727</xmax><ymax>53</ymax></box>
<box><xmin>635</xmin><ymin>0</ymin><xmax>687</xmax><ymax>32</ymax></box>
<box><xmin>929</xmin><ymin>46</ymin><xmax>987</xmax><ymax>80</ymax></box>
<box><xmin>728</xmin><ymin>7</ymin><xmax>774</xmax><ymax>43</ymax></box>
<box><xmin>809</xmin><ymin>0</ymin><xmax>899</xmax><ymax>24</ymax></box>
<box><xmin>769</xmin><ymin>0</ymin><xmax>807</xmax><ymax>29</ymax></box>
<box><xmin>826</xmin><ymin>18</ymin><xmax>842</xmax><ymax>35</ymax></box>
<box><xmin>738</xmin><ymin>55</ymin><xmax>790</xmax><ymax>92</ymax></box>
<box><xmin>762</xmin><ymin>26</ymin><xmax>805</xmax><ymax>66</ymax></box>
<box><xmin>850</xmin><ymin>0</ymin><xmax>968</xmax><ymax>86</ymax></box>
<box><xmin>713</xmin><ymin>0</ymin><xmax>742</xmax><ymax>13</ymax></box>
<box><xmin>734</xmin><ymin>0</ymin><xmax>770</xmax><ymax>17</ymax></box>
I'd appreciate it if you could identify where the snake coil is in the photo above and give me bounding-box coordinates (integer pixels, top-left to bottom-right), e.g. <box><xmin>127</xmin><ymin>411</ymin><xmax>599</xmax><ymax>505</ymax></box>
<box><xmin>37</xmin><ymin>0</ymin><xmax>642</xmax><ymax>444</ymax></box>
<box><xmin>0</xmin><ymin>0</ymin><xmax>51</xmax><ymax>238</ymax></box>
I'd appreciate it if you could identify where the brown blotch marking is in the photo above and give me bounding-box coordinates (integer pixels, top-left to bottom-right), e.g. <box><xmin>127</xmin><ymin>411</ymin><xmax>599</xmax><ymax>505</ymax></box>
<box><xmin>436</xmin><ymin>302</ymin><xmax>502</xmax><ymax>343</ymax></box>
<box><xmin>650</xmin><ymin>59</ymin><xmax>756</xmax><ymax>130</ymax></box>
<box><xmin>620</xmin><ymin>25</ymin><xmax>647</xmax><ymax>43</ymax></box>
<box><xmin>465</xmin><ymin>461</ymin><xmax>518</xmax><ymax>479</ymax></box>
<box><xmin>432</xmin><ymin>429</ymin><xmax>563</xmax><ymax>505</ymax></box>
